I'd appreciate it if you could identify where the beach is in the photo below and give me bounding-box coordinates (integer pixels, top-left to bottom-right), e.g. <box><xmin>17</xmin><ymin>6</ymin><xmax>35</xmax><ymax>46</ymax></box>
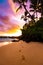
<box><xmin>0</xmin><ymin>41</ymin><xmax>43</xmax><ymax>65</ymax></box>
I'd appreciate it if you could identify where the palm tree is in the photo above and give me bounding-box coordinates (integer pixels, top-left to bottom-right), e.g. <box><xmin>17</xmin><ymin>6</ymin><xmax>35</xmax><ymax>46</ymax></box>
<box><xmin>30</xmin><ymin>0</ymin><xmax>43</xmax><ymax>18</ymax></box>
<box><xmin>13</xmin><ymin>0</ymin><xmax>35</xmax><ymax>21</ymax></box>
<box><xmin>13</xmin><ymin>0</ymin><xmax>28</xmax><ymax>12</ymax></box>
<box><xmin>39</xmin><ymin>0</ymin><xmax>43</xmax><ymax>18</ymax></box>
<box><xmin>30</xmin><ymin>0</ymin><xmax>39</xmax><ymax>19</ymax></box>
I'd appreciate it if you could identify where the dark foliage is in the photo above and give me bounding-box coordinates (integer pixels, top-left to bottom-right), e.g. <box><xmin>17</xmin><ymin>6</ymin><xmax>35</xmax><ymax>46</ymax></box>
<box><xmin>30</xmin><ymin>0</ymin><xmax>43</xmax><ymax>17</ymax></box>
<box><xmin>21</xmin><ymin>18</ymin><xmax>43</xmax><ymax>42</ymax></box>
<box><xmin>13</xmin><ymin>0</ymin><xmax>35</xmax><ymax>20</ymax></box>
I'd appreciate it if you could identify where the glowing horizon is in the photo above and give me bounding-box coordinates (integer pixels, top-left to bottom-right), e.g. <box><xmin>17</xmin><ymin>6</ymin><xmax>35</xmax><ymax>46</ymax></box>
<box><xmin>0</xmin><ymin>0</ymin><xmax>41</xmax><ymax>37</ymax></box>
<box><xmin>0</xmin><ymin>0</ymin><xmax>26</xmax><ymax>36</ymax></box>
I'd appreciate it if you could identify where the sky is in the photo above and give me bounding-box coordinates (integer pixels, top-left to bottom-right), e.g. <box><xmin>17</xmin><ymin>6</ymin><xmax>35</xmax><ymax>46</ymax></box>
<box><xmin>0</xmin><ymin>0</ymin><xmax>29</xmax><ymax>36</ymax></box>
<box><xmin>0</xmin><ymin>0</ymin><xmax>41</xmax><ymax>36</ymax></box>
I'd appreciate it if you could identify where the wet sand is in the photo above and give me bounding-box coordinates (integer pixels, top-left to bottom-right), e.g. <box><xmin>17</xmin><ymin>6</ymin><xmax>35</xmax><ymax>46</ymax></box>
<box><xmin>0</xmin><ymin>41</ymin><xmax>43</xmax><ymax>65</ymax></box>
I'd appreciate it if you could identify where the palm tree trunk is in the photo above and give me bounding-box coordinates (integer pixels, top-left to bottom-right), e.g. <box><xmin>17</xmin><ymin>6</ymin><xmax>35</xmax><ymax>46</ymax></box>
<box><xmin>35</xmin><ymin>11</ymin><xmax>37</xmax><ymax>18</ymax></box>
<box><xmin>41</xmin><ymin>8</ymin><xmax>43</xmax><ymax>18</ymax></box>
<box><xmin>22</xmin><ymin>3</ymin><xmax>31</xmax><ymax>17</ymax></box>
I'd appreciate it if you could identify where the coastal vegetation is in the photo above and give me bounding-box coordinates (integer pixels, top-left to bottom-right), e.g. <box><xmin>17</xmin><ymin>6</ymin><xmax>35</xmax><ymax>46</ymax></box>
<box><xmin>21</xmin><ymin>18</ymin><xmax>43</xmax><ymax>42</ymax></box>
<box><xmin>13</xmin><ymin>0</ymin><xmax>43</xmax><ymax>42</ymax></box>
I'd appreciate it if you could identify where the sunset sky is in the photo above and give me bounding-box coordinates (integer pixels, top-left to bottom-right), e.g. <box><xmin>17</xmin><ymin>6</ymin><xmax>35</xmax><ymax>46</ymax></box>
<box><xmin>0</xmin><ymin>0</ymin><xmax>29</xmax><ymax>36</ymax></box>
<box><xmin>0</xmin><ymin>0</ymin><xmax>41</xmax><ymax>36</ymax></box>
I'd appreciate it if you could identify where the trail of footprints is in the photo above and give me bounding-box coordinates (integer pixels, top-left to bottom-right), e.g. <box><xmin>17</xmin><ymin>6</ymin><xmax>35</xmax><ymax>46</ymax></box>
<box><xmin>19</xmin><ymin>48</ymin><xmax>25</xmax><ymax>61</ymax></box>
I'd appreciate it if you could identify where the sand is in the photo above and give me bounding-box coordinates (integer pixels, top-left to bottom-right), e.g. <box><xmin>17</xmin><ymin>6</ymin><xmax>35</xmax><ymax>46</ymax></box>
<box><xmin>0</xmin><ymin>41</ymin><xmax>43</xmax><ymax>65</ymax></box>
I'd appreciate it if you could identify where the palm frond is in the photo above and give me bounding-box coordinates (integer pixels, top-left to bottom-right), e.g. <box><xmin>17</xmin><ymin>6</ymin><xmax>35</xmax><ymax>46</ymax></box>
<box><xmin>16</xmin><ymin>5</ymin><xmax>22</xmax><ymax>12</ymax></box>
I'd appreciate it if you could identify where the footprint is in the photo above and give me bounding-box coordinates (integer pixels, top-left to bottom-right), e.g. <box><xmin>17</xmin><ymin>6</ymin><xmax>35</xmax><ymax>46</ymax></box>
<box><xmin>22</xmin><ymin>55</ymin><xmax>25</xmax><ymax>61</ymax></box>
<box><xmin>19</xmin><ymin>49</ymin><xmax>21</xmax><ymax>52</ymax></box>
<box><xmin>22</xmin><ymin>46</ymin><xmax>24</xmax><ymax>48</ymax></box>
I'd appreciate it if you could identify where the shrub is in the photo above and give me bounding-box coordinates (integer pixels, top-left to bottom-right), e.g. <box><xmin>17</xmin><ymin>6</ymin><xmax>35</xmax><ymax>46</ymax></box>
<box><xmin>21</xmin><ymin>18</ymin><xmax>43</xmax><ymax>42</ymax></box>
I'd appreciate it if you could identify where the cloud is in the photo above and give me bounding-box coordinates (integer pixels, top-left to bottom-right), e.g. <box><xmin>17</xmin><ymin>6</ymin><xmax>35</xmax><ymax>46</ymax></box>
<box><xmin>0</xmin><ymin>15</ymin><xmax>20</xmax><ymax>33</ymax></box>
<box><xmin>0</xmin><ymin>15</ymin><xmax>22</xmax><ymax>36</ymax></box>
<box><xmin>0</xmin><ymin>0</ymin><xmax>22</xmax><ymax>36</ymax></box>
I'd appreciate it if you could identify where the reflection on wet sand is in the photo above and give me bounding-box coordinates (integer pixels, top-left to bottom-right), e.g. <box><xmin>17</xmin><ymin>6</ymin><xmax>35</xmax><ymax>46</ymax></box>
<box><xmin>0</xmin><ymin>42</ymin><xmax>12</xmax><ymax>47</ymax></box>
<box><xmin>0</xmin><ymin>36</ymin><xmax>20</xmax><ymax>47</ymax></box>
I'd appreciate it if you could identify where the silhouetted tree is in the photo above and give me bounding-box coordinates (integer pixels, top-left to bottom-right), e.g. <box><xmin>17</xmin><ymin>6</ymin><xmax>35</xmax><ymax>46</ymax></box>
<box><xmin>13</xmin><ymin>0</ymin><xmax>35</xmax><ymax>22</ymax></box>
<box><xmin>30</xmin><ymin>0</ymin><xmax>43</xmax><ymax>18</ymax></box>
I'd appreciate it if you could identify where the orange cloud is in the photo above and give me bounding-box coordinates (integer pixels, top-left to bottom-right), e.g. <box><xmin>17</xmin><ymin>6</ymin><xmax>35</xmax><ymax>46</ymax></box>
<box><xmin>0</xmin><ymin>15</ymin><xmax>21</xmax><ymax>36</ymax></box>
<box><xmin>7</xmin><ymin>25</ymin><xmax>20</xmax><ymax>34</ymax></box>
<box><xmin>8</xmin><ymin>0</ymin><xmax>24</xmax><ymax>16</ymax></box>
<box><xmin>8</xmin><ymin>0</ymin><xmax>18</xmax><ymax>14</ymax></box>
